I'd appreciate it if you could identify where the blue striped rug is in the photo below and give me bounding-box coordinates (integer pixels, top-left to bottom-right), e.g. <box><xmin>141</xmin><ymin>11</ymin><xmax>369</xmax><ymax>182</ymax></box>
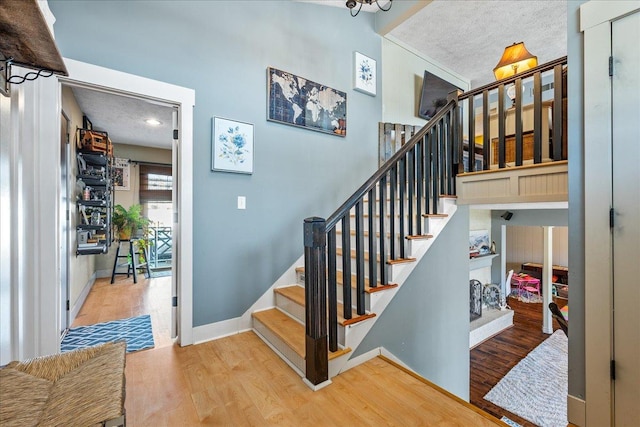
<box><xmin>62</xmin><ymin>315</ymin><xmax>154</xmax><ymax>353</ymax></box>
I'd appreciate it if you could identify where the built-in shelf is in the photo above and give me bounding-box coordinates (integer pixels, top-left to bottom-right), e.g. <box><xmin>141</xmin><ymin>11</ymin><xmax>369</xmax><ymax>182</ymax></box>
<box><xmin>469</xmin><ymin>253</ymin><xmax>499</xmax><ymax>270</ymax></box>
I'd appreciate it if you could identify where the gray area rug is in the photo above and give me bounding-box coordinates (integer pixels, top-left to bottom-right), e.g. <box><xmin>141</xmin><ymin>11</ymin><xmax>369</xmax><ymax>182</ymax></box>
<box><xmin>484</xmin><ymin>330</ymin><xmax>568</xmax><ymax>427</ymax></box>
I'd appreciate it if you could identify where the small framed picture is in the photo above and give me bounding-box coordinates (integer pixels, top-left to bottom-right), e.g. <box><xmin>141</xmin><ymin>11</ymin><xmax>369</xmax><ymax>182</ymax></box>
<box><xmin>211</xmin><ymin>117</ymin><xmax>254</xmax><ymax>174</ymax></box>
<box><xmin>353</xmin><ymin>52</ymin><xmax>376</xmax><ymax>96</ymax></box>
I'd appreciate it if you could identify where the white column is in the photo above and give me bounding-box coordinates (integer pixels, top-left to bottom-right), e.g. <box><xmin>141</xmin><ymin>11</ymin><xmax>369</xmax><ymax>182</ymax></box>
<box><xmin>542</xmin><ymin>226</ymin><xmax>553</xmax><ymax>334</ymax></box>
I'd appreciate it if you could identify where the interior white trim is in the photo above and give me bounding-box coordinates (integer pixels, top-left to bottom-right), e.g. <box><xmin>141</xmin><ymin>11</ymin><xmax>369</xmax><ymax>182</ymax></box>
<box><xmin>69</xmin><ymin>272</ymin><xmax>96</xmax><ymax>325</ymax></box>
<box><xmin>0</xmin><ymin>66</ymin><xmax>62</xmax><ymax>363</ymax></box>
<box><xmin>341</xmin><ymin>347</ymin><xmax>381</xmax><ymax>373</ymax></box>
<box><xmin>568</xmin><ymin>394</ymin><xmax>587</xmax><ymax>427</ymax></box>
<box><xmin>581</xmin><ymin>6</ymin><xmax>614</xmax><ymax>426</ymax></box>
<box><xmin>192</xmin><ymin>317</ymin><xmax>251</xmax><ymax>344</ymax></box>
<box><xmin>384</xmin><ymin>34</ymin><xmax>471</xmax><ymax>90</ymax></box>
<box><xmin>60</xmin><ymin>58</ymin><xmax>196</xmax><ymax>346</ymax></box>
<box><xmin>580</xmin><ymin>0</ymin><xmax>640</xmax><ymax>31</ymax></box>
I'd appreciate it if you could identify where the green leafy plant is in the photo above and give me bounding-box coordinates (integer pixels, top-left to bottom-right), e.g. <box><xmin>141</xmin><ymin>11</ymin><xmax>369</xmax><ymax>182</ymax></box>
<box><xmin>112</xmin><ymin>204</ymin><xmax>149</xmax><ymax>240</ymax></box>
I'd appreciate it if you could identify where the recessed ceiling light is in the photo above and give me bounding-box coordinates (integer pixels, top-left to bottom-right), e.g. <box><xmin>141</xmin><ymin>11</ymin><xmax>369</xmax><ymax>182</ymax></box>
<box><xmin>145</xmin><ymin>118</ymin><xmax>162</xmax><ymax>126</ymax></box>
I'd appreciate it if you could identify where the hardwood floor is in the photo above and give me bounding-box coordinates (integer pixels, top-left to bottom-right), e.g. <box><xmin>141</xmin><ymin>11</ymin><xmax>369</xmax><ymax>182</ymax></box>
<box><xmin>125</xmin><ymin>332</ymin><xmax>504</xmax><ymax>426</ymax></box>
<box><xmin>470</xmin><ymin>296</ymin><xmax>562</xmax><ymax>426</ymax></box>
<box><xmin>71</xmin><ymin>275</ymin><xmax>173</xmax><ymax>349</ymax></box>
<box><xmin>76</xmin><ymin>275</ymin><xmax>505</xmax><ymax>426</ymax></box>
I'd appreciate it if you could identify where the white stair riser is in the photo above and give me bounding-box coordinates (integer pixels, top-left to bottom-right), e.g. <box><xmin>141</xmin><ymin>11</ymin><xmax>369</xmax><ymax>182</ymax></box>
<box><xmin>253</xmin><ymin>317</ymin><xmax>305</xmax><ymax>373</ymax></box>
<box><xmin>275</xmin><ymin>293</ymin><xmax>305</xmax><ymax>323</ymax></box>
<box><xmin>253</xmin><ymin>198</ymin><xmax>457</xmax><ymax>382</ymax></box>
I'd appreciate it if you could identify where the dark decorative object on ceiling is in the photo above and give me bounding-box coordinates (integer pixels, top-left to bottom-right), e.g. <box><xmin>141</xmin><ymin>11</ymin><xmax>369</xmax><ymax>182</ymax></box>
<box><xmin>501</xmin><ymin>211</ymin><xmax>514</xmax><ymax>221</ymax></box>
<box><xmin>346</xmin><ymin>0</ymin><xmax>392</xmax><ymax>17</ymax></box>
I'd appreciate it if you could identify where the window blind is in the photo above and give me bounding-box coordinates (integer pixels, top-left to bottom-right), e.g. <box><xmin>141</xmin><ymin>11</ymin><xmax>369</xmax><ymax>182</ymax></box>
<box><xmin>139</xmin><ymin>163</ymin><xmax>172</xmax><ymax>202</ymax></box>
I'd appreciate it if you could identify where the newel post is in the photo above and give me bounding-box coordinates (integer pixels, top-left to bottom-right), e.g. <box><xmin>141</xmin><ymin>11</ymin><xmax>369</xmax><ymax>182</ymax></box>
<box><xmin>303</xmin><ymin>217</ymin><xmax>328</xmax><ymax>386</ymax></box>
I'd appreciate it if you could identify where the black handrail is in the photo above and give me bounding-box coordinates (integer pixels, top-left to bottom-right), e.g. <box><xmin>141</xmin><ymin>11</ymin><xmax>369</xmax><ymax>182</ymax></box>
<box><xmin>325</xmin><ymin>99</ymin><xmax>457</xmax><ymax>230</ymax></box>
<box><xmin>303</xmin><ymin>99</ymin><xmax>458</xmax><ymax>386</ymax></box>
<box><xmin>302</xmin><ymin>56</ymin><xmax>568</xmax><ymax>387</ymax></box>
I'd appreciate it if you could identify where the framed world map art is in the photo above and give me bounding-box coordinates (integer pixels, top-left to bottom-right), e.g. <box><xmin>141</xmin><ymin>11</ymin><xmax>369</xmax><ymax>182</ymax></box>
<box><xmin>353</xmin><ymin>52</ymin><xmax>376</xmax><ymax>96</ymax></box>
<box><xmin>267</xmin><ymin>67</ymin><xmax>347</xmax><ymax>137</ymax></box>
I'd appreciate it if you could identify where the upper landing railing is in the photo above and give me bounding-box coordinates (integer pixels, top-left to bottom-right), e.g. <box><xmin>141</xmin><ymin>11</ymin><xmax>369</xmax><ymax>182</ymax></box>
<box><xmin>458</xmin><ymin>56</ymin><xmax>567</xmax><ymax>172</ymax></box>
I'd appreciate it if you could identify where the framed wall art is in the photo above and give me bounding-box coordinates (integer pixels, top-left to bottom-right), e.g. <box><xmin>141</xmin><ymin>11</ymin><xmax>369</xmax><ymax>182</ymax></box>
<box><xmin>353</xmin><ymin>52</ymin><xmax>376</xmax><ymax>96</ymax></box>
<box><xmin>267</xmin><ymin>67</ymin><xmax>347</xmax><ymax>136</ymax></box>
<box><xmin>211</xmin><ymin>116</ymin><xmax>254</xmax><ymax>174</ymax></box>
<box><xmin>113</xmin><ymin>158</ymin><xmax>130</xmax><ymax>191</ymax></box>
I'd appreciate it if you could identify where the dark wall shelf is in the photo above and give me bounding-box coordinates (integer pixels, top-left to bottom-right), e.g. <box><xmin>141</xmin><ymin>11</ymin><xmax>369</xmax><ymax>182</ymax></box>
<box><xmin>76</xmin><ymin>132</ymin><xmax>113</xmax><ymax>256</ymax></box>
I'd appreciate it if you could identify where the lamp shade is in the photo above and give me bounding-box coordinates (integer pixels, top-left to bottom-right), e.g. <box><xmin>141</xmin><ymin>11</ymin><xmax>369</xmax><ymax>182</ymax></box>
<box><xmin>493</xmin><ymin>42</ymin><xmax>538</xmax><ymax>80</ymax></box>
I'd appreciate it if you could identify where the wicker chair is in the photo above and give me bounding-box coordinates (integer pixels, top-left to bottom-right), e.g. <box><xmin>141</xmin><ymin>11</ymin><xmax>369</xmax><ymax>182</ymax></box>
<box><xmin>0</xmin><ymin>341</ymin><xmax>126</xmax><ymax>427</ymax></box>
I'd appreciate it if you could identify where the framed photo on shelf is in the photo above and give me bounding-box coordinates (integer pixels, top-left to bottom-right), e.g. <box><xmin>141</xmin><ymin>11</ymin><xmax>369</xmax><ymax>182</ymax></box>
<box><xmin>353</xmin><ymin>52</ymin><xmax>376</xmax><ymax>96</ymax></box>
<box><xmin>211</xmin><ymin>116</ymin><xmax>254</xmax><ymax>174</ymax></box>
<box><xmin>469</xmin><ymin>229</ymin><xmax>490</xmax><ymax>257</ymax></box>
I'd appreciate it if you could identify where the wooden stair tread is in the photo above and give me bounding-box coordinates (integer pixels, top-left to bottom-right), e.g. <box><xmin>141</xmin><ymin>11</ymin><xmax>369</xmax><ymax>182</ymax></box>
<box><xmin>422</xmin><ymin>213</ymin><xmax>449</xmax><ymax>218</ymax></box>
<box><xmin>275</xmin><ymin>285</ymin><xmax>377</xmax><ymax>327</ymax></box>
<box><xmin>274</xmin><ymin>285</ymin><xmax>305</xmax><ymax>306</ymax></box>
<box><xmin>335</xmin><ymin>270</ymin><xmax>398</xmax><ymax>293</ymax></box>
<box><xmin>295</xmin><ymin>266</ymin><xmax>397</xmax><ymax>292</ymax></box>
<box><xmin>252</xmin><ymin>309</ymin><xmax>305</xmax><ymax>358</ymax></box>
<box><xmin>252</xmin><ymin>309</ymin><xmax>352</xmax><ymax>360</ymax></box>
<box><xmin>386</xmin><ymin>257</ymin><xmax>416</xmax><ymax>265</ymax></box>
<box><xmin>439</xmin><ymin>194</ymin><xmax>457</xmax><ymax>199</ymax></box>
<box><xmin>406</xmin><ymin>234</ymin><xmax>433</xmax><ymax>240</ymax></box>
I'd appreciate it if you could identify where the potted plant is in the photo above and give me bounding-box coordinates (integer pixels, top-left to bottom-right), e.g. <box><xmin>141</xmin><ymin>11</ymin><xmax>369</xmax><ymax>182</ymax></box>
<box><xmin>112</xmin><ymin>204</ymin><xmax>149</xmax><ymax>240</ymax></box>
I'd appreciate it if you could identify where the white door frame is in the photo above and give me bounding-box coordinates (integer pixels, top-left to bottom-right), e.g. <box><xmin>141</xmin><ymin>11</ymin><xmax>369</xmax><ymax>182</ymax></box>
<box><xmin>59</xmin><ymin>59</ymin><xmax>195</xmax><ymax>346</ymax></box>
<box><xmin>581</xmin><ymin>1</ymin><xmax>640</xmax><ymax>426</ymax></box>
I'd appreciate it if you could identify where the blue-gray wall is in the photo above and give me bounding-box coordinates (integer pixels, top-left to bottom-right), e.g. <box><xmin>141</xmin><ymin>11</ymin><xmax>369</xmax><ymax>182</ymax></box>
<box><xmin>49</xmin><ymin>1</ymin><xmax>382</xmax><ymax>326</ymax></box>
<box><xmin>567</xmin><ymin>0</ymin><xmax>587</xmax><ymax>401</ymax></box>
<box><xmin>354</xmin><ymin>205</ymin><xmax>471</xmax><ymax>400</ymax></box>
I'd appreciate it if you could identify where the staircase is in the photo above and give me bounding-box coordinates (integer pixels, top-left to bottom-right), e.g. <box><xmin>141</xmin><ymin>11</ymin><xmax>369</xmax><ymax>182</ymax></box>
<box><xmin>249</xmin><ymin>56</ymin><xmax>568</xmax><ymax>389</ymax></box>
<box><xmin>252</xmin><ymin>189</ymin><xmax>458</xmax><ymax>386</ymax></box>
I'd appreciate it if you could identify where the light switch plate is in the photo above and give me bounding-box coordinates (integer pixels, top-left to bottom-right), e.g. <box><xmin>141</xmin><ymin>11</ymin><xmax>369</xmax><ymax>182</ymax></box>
<box><xmin>237</xmin><ymin>196</ymin><xmax>246</xmax><ymax>210</ymax></box>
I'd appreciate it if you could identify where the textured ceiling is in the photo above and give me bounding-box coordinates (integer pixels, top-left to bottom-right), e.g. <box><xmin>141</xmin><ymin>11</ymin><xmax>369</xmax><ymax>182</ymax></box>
<box><xmin>70</xmin><ymin>86</ymin><xmax>174</xmax><ymax>149</ymax></box>
<box><xmin>390</xmin><ymin>0</ymin><xmax>567</xmax><ymax>87</ymax></box>
<box><xmin>68</xmin><ymin>0</ymin><xmax>566</xmax><ymax>149</ymax></box>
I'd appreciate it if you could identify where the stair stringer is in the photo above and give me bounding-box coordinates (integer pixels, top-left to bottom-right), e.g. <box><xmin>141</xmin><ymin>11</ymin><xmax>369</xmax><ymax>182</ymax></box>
<box><xmin>330</xmin><ymin>200</ymin><xmax>458</xmax><ymax>377</ymax></box>
<box><xmin>237</xmin><ymin>255</ymin><xmax>304</xmax><ymax>332</ymax></box>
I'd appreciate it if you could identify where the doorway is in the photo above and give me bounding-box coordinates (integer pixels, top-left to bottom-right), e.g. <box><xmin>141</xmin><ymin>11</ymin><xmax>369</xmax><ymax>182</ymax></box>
<box><xmin>61</xmin><ymin>81</ymin><xmax>176</xmax><ymax>349</ymax></box>
<box><xmin>59</xmin><ymin>59</ymin><xmax>194</xmax><ymax>346</ymax></box>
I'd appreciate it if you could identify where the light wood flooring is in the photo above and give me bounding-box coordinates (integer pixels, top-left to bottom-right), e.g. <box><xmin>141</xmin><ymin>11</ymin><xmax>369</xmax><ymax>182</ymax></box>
<box><xmin>71</xmin><ymin>275</ymin><xmax>173</xmax><ymax>349</ymax></box>
<box><xmin>75</xmin><ymin>275</ymin><xmax>505</xmax><ymax>426</ymax></box>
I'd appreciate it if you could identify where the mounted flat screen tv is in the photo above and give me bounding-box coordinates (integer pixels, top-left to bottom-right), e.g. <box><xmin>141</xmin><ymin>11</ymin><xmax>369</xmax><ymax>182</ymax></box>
<box><xmin>418</xmin><ymin>70</ymin><xmax>462</xmax><ymax>120</ymax></box>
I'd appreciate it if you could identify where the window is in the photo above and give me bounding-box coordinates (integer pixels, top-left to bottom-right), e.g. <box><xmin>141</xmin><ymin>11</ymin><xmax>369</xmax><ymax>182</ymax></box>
<box><xmin>139</xmin><ymin>164</ymin><xmax>172</xmax><ymax>203</ymax></box>
<box><xmin>139</xmin><ymin>164</ymin><xmax>172</xmax><ymax>227</ymax></box>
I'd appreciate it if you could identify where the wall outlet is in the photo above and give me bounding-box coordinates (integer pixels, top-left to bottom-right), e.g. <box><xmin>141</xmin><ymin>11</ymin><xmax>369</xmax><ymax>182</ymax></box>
<box><xmin>237</xmin><ymin>196</ymin><xmax>246</xmax><ymax>210</ymax></box>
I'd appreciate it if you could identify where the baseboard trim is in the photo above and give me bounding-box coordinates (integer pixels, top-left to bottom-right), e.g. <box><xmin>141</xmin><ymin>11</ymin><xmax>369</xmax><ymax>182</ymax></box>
<box><xmin>95</xmin><ymin>269</ymin><xmax>112</xmax><ymax>279</ymax></box>
<box><xmin>69</xmin><ymin>272</ymin><xmax>96</xmax><ymax>325</ymax></box>
<box><xmin>303</xmin><ymin>377</ymin><xmax>332</xmax><ymax>391</ymax></box>
<box><xmin>340</xmin><ymin>347</ymin><xmax>381</xmax><ymax>374</ymax></box>
<box><xmin>192</xmin><ymin>317</ymin><xmax>252</xmax><ymax>344</ymax></box>
<box><xmin>568</xmin><ymin>394</ymin><xmax>586</xmax><ymax>427</ymax></box>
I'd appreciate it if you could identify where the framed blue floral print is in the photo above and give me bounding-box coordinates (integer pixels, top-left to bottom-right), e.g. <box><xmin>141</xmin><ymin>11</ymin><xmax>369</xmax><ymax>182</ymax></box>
<box><xmin>211</xmin><ymin>117</ymin><xmax>254</xmax><ymax>174</ymax></box>
<box><xmin>353</xmin><ymin>52</ymin><xmax>376</xmax><ymax>96</ymax></box>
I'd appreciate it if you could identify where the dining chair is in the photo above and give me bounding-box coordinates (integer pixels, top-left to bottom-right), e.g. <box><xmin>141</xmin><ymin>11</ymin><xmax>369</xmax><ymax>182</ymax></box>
<box><xmin>522</xmin><ymin>277</ymin><xmax>541</xmax><ymax>298</ymax></box>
